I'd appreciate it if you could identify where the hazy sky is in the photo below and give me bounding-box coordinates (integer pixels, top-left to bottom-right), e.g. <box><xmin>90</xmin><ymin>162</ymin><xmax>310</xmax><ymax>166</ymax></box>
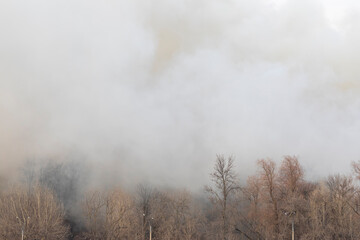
<box><xmin>1</xmin><ymin>0</ymin><xmax>360</xmax><ymax>189</ymax></box>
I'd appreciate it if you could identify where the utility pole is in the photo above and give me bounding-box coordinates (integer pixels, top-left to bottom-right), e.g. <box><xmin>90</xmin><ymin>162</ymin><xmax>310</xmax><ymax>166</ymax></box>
<box><xmin>284</xmin><ymin>211</ymin><xmax>296</xmax><ymax>240</ymax></box>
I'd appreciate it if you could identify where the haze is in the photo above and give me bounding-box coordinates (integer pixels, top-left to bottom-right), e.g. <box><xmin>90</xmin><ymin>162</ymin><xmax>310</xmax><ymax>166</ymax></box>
<box><xmin>1</xmin><ymin>0</ymin><xmax>360</xmax><ymax>190</ymax></box>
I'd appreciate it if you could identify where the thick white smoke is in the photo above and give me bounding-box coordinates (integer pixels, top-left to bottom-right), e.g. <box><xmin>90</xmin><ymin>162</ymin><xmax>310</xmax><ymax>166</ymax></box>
<box><xmin>1</xmin><ymin>0</ymin><xmax>360</xmax><ymax>189</ymax></box>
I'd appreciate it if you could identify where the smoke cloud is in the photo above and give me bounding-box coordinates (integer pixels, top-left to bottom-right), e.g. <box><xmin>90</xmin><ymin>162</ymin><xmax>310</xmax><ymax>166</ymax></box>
<box><xmin>1</xmin><ymin>0</ymin><xmax>360</xmax><ymax>190</ymax></box>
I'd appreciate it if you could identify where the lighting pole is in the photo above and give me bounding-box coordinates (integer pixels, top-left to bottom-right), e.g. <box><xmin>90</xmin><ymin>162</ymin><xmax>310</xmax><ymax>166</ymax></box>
<box><xmin>16</xmin><ymin>216</ymin><xmax>30</xmax><ymax>240</ymax></box>
<box><xmin>150</xmin><ymin>222</ymin><xmax>152</xmax><ymax>240</ymax></box>
<box><xmin>143</xmin><ymin>213</ymin><xmax>146</xmax><ymax>240</ymax></box>
<box><xmin>284</xmin><ymin>211</ymin><xmax>296</xmax><ymax>240</ymax></box>
<box><xmin>143</xmin><ymin>213</ymin><xmax>154</xmax><ymax>240</ymax></box>
<box><xmin>149</xmin><ymin>217</ymin><xmax>154</xmax><ymax>240</ymax></box>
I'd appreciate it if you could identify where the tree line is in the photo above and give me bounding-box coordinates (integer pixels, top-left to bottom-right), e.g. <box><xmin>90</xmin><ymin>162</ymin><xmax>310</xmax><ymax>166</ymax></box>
<box><xmin>1</xmin><ymin>155</ymin><xmax>360</xmax><ymax>240</ymax></box>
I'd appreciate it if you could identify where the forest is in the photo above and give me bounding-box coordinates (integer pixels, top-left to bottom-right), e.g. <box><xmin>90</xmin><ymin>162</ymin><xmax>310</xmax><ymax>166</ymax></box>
<box><xmin>1</xmin><ymin>155</ymin><xmax>360</xmax><ymax>240</ymax></box>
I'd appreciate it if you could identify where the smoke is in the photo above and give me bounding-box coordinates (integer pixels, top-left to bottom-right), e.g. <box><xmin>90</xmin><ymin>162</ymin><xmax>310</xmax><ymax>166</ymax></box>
<box><xmin>1</xmin><ymin>0</ymin><xmax>360</xmax><ymax>190</ymax></box>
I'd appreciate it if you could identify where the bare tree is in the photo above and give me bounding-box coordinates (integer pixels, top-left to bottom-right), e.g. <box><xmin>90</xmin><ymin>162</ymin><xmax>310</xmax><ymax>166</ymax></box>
<box><xmin>257</xmin><ymin>158</ymin><xmax>280</xmax><ymax>239</ymax></box>
<box><xmin>352</xmin><ymin>160</ymin><xmax>360</xmax><ymax>181</ymax></box>
<box><xmin>0</xmin><ymin>184</ymin><xmax>69</xmax><ymax>240</ymax></box>
<box><xmin>205</xmin><ymin>155</ymin><xmax>238</xmax><ymax>240</ymax></box>
<box><xmin>304</xmin><ymin>182</ymin><xmax>329</xmax><ymax>240</ymax></box>
<box><xmin>279</xmin><ymin>156</ymin><xmax>304</xmax><ymax>194</ymax></box>
<box><xmin>8</xmin><ymin>154</ymin><xmax>360</xmax><ymax>239</ymax></box>
<box><xmin>105</xmin><ymin>189</ymin><xmax>136</xmax><ymax>240</ymax></box>
<box><xmin>240</xmin><ymin>175</ymin><xmax>265</xmax><ymax>240</ymax></box>
<box><xmin>81</xmin><ymin>188</ymin><xmax>139</xmax><ymax>240</ymax></box>
<box><xmin>81</xmin><ymin>190</ymin><xmax>106</xmax><ymax>240</ymax></box>
<box><xmin>151</xmin><ymin>190</ymin><xmax>205</xmax><ymax>240</ymax></box>
<box><xmin>326</xmin><ymin>175</ymin><xmax>357</xmax><ymax>239</ymax></box>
